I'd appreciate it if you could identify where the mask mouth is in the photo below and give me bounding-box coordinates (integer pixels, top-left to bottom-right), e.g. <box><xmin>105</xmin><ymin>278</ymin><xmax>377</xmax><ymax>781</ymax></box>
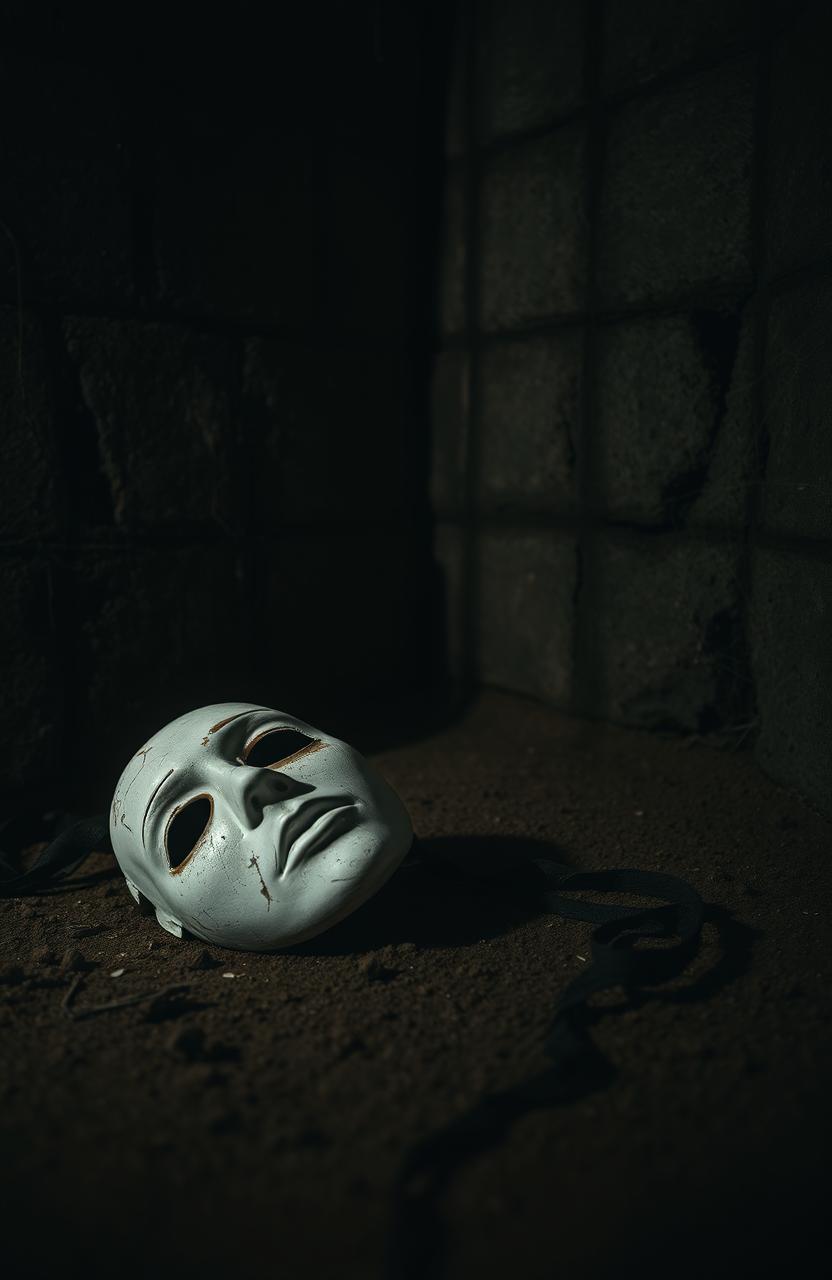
<box><xmin>275</xmin><ymin>797</ymin><xmax>360</xmax><ymax>875</ymax></box>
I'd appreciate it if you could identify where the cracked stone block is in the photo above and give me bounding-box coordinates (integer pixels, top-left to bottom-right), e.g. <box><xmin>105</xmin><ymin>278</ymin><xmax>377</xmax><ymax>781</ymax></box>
<box><xmin>430</xmin><ymin>350</ymin><xmax>469</xmax><ymax>514</ymax></box>
<box><xmin>478</xmin><ymin>330</ymin><xmax>580</xmax><ymax>513</ymax></box>
<box><xmin>63</xmin><ymin>318</ymin><xmax>235</xmax><ymax>531</ymax></box>
<box><xmin>593</xmin><ymin>537</ymin><xmax>744</xmax><ymax>732</ymax></box>
<box><xmin>244</xmin><ymin>340</ymin><xmax>405</xmax><ymax>525</ymax></box>
<box><xmin>0</xmin><ymin>307</ymin><xmax>57</xmax><ymax>540</ymax></box>
<box><xmin>597</xmin><ymin>61</ymin><xmax>754</xmax><ymax>306</ymax></box>
<box><xmin>478</xmin><ymin>530</ymin><xmax>576</xmax><ymax>704</ymax></box>
<box><xmin>602</xmin><ymin>0</ymin><xmax>758</xmax><ymax>95</ymax></box>
<box><xmin>0</xmin><ymin>55</ymin><xmax>132</xmax><ymax>305</ymax></box>
<box><xmin>767</xmin><ymin>7</ymin><xmax>832</xmax><ymax>276</ymax></box>
<box><xmin>762</xmin><ymin>278</ymin><xmax>832</xmax><ymax>540</ymax></box>
<box><xmin>478</xmin><ymin>0</ymin><xmax>584</xmax><ymax>140</ymax></box>
<box><xmin>479</xmin><ymin>125</ymin><xmax>587</xmax><ymax>330</ymax></box>
<box><xmin>439</xmin><ymin>170</ymin><xmax>467</xmax><ymax>336</ymax></box>
<box><xmin>155</xmin><ymin>134</ymin><xmax>406</xmax><ymax>334</ymax></box>
<box><xmin>752</xmin><ymin>548</ymin><xmax>832</xmax><ymax>816</ymax></box>
<box><xmin>70</xmin><ymin>548</ymin><xmax>243</xmax><ymax>802</ymax></box>
<box><xmin>596</xmin><ymin>310</ymin><xmax>751</xmax><ymax>527</ymax></box>
<box><xmin>688</xmin><ymin>309</ymin><xmax>757</xmax><ymax>529</ymax></box>
<box><xmin>434</xmin><ymin>523</ymin><xmax>467</xmax><ymax>682</ymax></box>
<box><xmin>0</xmin><ymin>558</ymin><xmax>60</xmax><ymax>791</ymax></box>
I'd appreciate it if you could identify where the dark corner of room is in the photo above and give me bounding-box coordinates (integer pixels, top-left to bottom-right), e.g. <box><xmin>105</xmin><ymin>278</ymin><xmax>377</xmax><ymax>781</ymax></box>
<box><xmin>1</xmin><ymin>2</ymin><xmax>830</xmax><ymax>1278</ymax></box>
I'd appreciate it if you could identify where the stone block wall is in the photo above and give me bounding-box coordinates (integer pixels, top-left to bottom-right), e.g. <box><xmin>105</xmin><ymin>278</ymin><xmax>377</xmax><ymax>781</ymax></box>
<box><xmin>433</xmin><ymin>0</ymin><xmax>832</xmax><ymax>813</ymax></box>
<box><xmin>0</xmin><ymin>1</ymin><xmax>443</xmax><ymax>809</ymax></box>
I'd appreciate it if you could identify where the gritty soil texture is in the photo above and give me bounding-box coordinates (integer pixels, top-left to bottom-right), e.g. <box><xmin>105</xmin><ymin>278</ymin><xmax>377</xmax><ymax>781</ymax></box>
<box><xmin>1</xmin><ymin>691</ymin><xmax>830</xmax><ymax>1279</ymax></box>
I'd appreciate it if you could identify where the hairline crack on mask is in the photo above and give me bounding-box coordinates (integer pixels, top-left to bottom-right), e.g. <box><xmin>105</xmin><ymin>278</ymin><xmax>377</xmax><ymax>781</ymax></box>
<box><xmin>109</xmin><ymin>702</ymin><xmax>413</xmax><ymax>951</ymax></box>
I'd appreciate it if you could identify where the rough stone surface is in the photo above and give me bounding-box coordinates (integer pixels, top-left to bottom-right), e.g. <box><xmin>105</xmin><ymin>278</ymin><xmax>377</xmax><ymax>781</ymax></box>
<box><xmin>439</xmin><ymin>170</ymin><xmax>467</xmax><ymax>337</ymax></box>
<box><xmin>63</xmin><ymin>319</ymin><xmax>235</xmax><ymax>531</ymax></box>
<box><xmin>762</xmin><ymin>278</ymin><xmax>832</xmax><ymax>540</ymax></box>
<box><xmin>752</xmin><ymin>548</ymin><xmax>832</xmax><ymax>815</ymax></box>
<box><xmin>602</xmin><ymin>0</ymin><xmax>758</xmax><ymax>95</ymax></box>
<box><xmin>767</xmin><ymin>6</ymin><xmax>832</xmax><ymax>277</ymax></box>
<box><xmin>478</xmin><ymin>530</ymin><xmax>576</xmax><ymax>704</ymax></box>
<box><xmin>596</xmin><ymin>310</ymin><xmax>749</xmax><ymax>526</ymax></box>
<box><xmin>688</xmin><ymin>308</ymin><xmax>757</xmax><ymax>529</ymax></box>
<box><xmin>155</xmin><ymin>134</ymin><xmax>406</xmax><ymax>334</ymax></box>
<box><xmin>478</xmin><ymin>331</ymin><xmax>580</xmax><ymax>513</ymax></box>
<box><xmin>430</xmin><ymin>350</ymin><xmax>468</xmax><ymax>514</ymax></box>
<box><xmin>479</xmin><ymin>126</ymin><xmax>586</xmax><ymax>329</ymax></box>
<box><xmin>0</xmin><ymin>557</ymin><xmax>59</xmax><ymax>792</ymax></box>
<box><xmin>597</xmin><ymin>61</ymin><xmax>754</xmax><ymax>306</ymax></box>
<box><xmin>433</xmin><ymin>523</ymin><xmax>466</xmax><ymax>681</ymax></box>
<box><xmin>0</xmin><ymin>55</ymin><xmax>132</xmax><ymax>305</ymax></box>
<box><xmin>479</xmin><ymin>0</ymin><xmax>584</xmax><ymax>139</ymax></box>
<box><xmin>592</xmin><ymin>536</ymin><xmax>744</xmax><ymax>731</ymax></box>
<box><xmin>0</xmin><ymin>307</ymin><xmax>57</xmax><ymax>540</ymax></box>
<box><xmin>244</xmin><ymin>340</ymin><xmax>405</xmax><ymax>525</ymax></box>
<box><xmin>69</xmin><ymin>548</ymin><xmax>243</xmax><ymax>804</ymax></box>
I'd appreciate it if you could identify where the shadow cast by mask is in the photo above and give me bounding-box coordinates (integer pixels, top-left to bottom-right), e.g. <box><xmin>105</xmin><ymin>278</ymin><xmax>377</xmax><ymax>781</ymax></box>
<box><xmin>286</xmin><ymin>835</ymin><xmax>571</xmax><ymax>955</ymax></box>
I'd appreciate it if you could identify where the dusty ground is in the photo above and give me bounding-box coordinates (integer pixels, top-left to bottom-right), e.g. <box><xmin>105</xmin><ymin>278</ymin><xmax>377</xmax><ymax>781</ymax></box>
<box><xmin>1</xmin><ymin>690</ymin><xmax>830</xmax><ymax>1279</ymax></box>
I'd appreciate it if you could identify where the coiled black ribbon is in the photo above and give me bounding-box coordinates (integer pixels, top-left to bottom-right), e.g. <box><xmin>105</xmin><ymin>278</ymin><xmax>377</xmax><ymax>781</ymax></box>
<box><xmin>388</xmin><ymin>852</ymin><xmax>705</xmax><ymax>1280</ymax></box>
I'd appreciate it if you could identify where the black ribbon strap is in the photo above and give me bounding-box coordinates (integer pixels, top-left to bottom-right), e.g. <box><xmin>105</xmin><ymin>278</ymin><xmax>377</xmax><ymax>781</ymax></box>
<box><xmin>535</xmin><ymin>858</ymin><xmax>703</xmax><ymax>1065</ymax></box>
<box><xmin>0</xmin><ymin>814</ymin><xmax>110</xmax><ymax>896</ymax></box>
<box><xmin>389</xmin><ymin>851</ymin><xmax>706</xmax><ymax>1279</ymax></box>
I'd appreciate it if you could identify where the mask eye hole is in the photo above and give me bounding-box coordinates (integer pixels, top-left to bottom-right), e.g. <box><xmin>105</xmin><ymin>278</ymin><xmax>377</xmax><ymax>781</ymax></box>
<box><xmin>165</xmin><ymin>794</ymin><xmax>213</xmax><ymax>872</ymax></box>
<box><xmin>243</xmin><ymin>728</ymin><xmax>317</xmax><ymax>769</ymax></box>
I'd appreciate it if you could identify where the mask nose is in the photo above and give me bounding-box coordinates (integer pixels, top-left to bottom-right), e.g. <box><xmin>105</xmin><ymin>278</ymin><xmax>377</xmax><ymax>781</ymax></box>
<box><xmin>220</xmin><ymin>762</ymin><xmax>313</xmax><ymax>829</ymax></box>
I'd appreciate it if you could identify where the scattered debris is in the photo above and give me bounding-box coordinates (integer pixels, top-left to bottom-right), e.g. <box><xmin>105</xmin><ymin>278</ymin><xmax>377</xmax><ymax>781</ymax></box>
<box><xmin>69</xmin><ymin>923</ymin><xmax>107</xmax><ymax>939</ymax></box>
<box><xmin>62</xmin><ymin>982</ymin><xmax>190</xmax><ymax>1021</ymax></box>
<box><xmin>61</xmin><ymin>974</ymin><xmax>84</xmax><ymax>1014</ymax></box>
<box><xmin>60</xmin><ymin>948</ymin><xmax>88</xmax><ymax>972</ymax></box>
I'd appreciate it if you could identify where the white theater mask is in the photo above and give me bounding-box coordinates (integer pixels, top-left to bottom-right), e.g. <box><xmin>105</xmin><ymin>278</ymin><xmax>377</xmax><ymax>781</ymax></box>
<box><xmin>109</xmin><ymin>703</ymin><xmax>413</xmax><ymax>951</ymax></box>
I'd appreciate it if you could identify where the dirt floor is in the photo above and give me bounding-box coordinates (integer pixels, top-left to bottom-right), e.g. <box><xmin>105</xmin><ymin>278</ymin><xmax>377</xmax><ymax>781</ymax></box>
<box><xmin>1</xmin><ymin>690</ymin><xmax>830</xmax><ymax>1279</ymax></box>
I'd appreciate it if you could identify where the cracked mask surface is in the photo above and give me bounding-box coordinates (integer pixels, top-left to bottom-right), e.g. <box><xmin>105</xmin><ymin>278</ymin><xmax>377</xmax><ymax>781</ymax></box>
<box><xmin>109</xmin><ymin>703</ymin><xmax>413</xmax><ymax>950</ymax></box>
